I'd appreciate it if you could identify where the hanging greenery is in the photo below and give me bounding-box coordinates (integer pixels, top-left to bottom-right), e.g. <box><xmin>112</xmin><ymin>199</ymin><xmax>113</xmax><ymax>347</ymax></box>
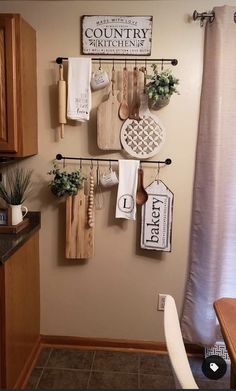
<box><xmin>48</xmin><ymin>163</ymin><xmax>85</xmax><ymax>198</ymax></box>
<box><xmin>145</xmin><ymin>64</ymin><xmax>179</xmax><ymax>108</ymax></box>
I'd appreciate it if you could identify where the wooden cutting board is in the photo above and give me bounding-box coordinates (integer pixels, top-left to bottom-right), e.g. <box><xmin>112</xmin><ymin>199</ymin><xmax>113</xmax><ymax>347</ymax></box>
<box><xmin>97</xmin><ymin>69</ymin><xmax>123</xmax><ymax>150</ymax></box>
<box><xmin>66</xmin><ymin>192</ymin><xmax>94</xmax><ymax>259</ymax></box>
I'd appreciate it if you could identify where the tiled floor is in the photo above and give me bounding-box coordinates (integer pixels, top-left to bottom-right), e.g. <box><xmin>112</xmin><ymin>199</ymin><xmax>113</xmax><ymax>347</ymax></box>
<box><xmin>26</xmin><ymin>347</ymin><xmax>230</xmax><ymax>389</ymax></box>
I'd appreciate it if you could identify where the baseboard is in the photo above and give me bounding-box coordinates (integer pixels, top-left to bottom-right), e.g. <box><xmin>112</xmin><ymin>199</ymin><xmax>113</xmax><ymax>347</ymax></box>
<box><xmin>40</xmin><ymin>334</ymin><xmax>204</xmax><ymax>355</ymax></box>
<box><xmin>14</xmin><ymin>336</ymin><xmax>41</xmax><ymax>389</ymax></box>
<box><xmin>14</xmin><ymin>334</ymin><xmax>203</xmax><ymax>388</ymax></box>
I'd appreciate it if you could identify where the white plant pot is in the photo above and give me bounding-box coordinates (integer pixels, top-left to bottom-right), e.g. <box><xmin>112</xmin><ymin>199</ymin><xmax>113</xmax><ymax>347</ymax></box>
<box><xmin>9</xmin><ymin>204</ymin><xmax>28</xmax><ymax>225</ymax></box>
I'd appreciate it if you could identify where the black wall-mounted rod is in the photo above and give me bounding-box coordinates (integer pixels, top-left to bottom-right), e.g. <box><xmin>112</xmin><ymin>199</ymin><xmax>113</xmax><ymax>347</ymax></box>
<box><xmin>56</xmin><ymin>154</ymin><xmax>172</xmax><ymax>166</ymax></box>
<box><xmin>56</xmin><ymin>57</ymin><xmax>178</xmax><ymax>66</ymax></box>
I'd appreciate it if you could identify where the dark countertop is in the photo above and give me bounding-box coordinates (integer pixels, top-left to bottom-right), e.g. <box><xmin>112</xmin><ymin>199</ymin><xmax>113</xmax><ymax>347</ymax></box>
<box><xmin>0</xmin><ymin>211</ymin><xmax>41</xmax><ymax>264</ymax></box>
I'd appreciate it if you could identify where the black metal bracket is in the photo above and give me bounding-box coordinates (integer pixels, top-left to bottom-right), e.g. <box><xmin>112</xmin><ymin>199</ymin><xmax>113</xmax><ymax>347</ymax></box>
<box><xmin>193</xmin><ymin>9</ymin><xmax>236</xmax><ymax>26</ymax></box>
<box><xmin>193</xmin><ymin>10</ymin><xmax>215</xmax><ymax>26</ymax></box>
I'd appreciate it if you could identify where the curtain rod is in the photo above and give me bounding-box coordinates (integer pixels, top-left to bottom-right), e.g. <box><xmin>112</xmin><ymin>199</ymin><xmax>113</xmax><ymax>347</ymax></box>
<box><xmin>56</xmin><ymin>57</ymin><xmax>178</xmax><ymax>66</ymax></box>
<box><xmin>56</xmin><ymin>154</ymin><xmax>172</xmax><ymax>165</ymax></box>
<box><xmin>193</xmin><ymin>9</ymin><xmax>236</xmax><ymax>26</ymax></box>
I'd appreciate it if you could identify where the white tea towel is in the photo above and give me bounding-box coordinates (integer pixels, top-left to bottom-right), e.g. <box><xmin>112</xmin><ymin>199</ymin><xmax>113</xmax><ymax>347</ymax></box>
<box><xmin>67</xmin><ymin>57</ymin><xmax>91</xmax><ymax>121</ymax></box>
<box><xmin>115</xmin><ymin>159</ymin><xmax>139</xmax><ymax>220</ymax></box>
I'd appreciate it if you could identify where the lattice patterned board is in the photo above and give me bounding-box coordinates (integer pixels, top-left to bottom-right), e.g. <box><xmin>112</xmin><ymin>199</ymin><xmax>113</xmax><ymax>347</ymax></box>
<box><xmin>120</xmin><ymin>94</ymin><xmax>166</xmax><ymax>159</ymax></box>
<box><xmin>205</xmin><ymin>342</ymin><xmax>230</xmax><ymax>363</ymax></box>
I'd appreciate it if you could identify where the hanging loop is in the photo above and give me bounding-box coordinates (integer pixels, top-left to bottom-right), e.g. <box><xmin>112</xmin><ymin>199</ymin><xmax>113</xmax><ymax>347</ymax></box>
<box><xmin>99</xmin><ymin>58</ymin><xmax>102</xmax><ymax>70</ymax></box>
<box><xmin>79</xmin><ymin>158</ymin><xmax>82</xmax><ymax>170</ymax></box>
<box><xmin>155</xmin><ymin>162</ymin><xmax>160</xmax><ymax>182</ymax></box>
<box><xmin>161</xmin><ymin>59</ymin><xmax>164</xmax><ymax>71</ymax></box>
<box><xmin>96</xmin><ymin>160</ymin><xmax>100</xmax><ymax>184</ymax></box>
<box><xmin>109</xmin><ymin>160</ymin><xmax>112</xmax><ymax>172</ymax></box>
<box><xmin>90</xmin><ymin>160</ymin><xmax>93</xmax><ymax>170</ymax></box>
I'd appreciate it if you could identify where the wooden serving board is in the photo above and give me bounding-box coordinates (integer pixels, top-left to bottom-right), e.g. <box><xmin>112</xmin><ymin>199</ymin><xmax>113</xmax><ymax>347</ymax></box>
<box><xmin>97</xmin><ymin>89</ymin><xmax>123</xmax><ymax>150</ymax></box>
<box><xmin>66</xmin><ymin>192</ymin><xmax>94</xmax><ymax>259</ymax></box>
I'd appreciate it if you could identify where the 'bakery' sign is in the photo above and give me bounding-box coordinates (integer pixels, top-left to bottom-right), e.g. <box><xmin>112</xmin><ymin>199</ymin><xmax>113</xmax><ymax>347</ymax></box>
<box><xmin>81</xmin><ymin>15</ymin><xmax>153</xmax><ymax>55</ymax></box>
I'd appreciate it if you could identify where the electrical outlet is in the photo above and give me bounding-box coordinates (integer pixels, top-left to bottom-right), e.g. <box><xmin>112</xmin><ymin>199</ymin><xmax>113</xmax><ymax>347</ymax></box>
<box><xmin>158</xmin><ymin>293</ymin><xmax>167</xmax><ymax>311</ymax></box>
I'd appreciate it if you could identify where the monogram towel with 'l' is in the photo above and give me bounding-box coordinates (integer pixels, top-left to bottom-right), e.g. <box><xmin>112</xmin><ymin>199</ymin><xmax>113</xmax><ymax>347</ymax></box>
<box><xmin>115</xmin><ymin>159</ymin><xmax>139</xmax><ymax>220</ymax></box>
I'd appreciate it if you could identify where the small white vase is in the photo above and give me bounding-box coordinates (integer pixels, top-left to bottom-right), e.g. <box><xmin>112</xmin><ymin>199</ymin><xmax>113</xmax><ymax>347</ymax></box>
<box><xmin>9</xmin><ymin>204</ymin><xmax>28</xmax><ymax>225</ymax></box>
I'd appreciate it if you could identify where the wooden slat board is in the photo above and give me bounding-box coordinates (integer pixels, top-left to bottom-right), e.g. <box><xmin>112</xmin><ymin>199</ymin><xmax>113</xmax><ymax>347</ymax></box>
<box><xmin>66</xmin><ymin>192</ymin><xmax>94</xmax><ymax>259</ymax></box>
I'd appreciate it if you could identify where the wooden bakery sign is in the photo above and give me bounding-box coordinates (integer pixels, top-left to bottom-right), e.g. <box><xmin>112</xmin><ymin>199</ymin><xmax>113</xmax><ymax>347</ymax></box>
<box><xmin>82</xmin><ymin>15</ymin><xmax>153</xmax><ymax>55</ymax></box>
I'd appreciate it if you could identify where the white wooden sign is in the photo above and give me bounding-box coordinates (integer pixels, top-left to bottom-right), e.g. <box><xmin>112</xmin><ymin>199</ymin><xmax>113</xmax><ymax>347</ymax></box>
<box><xmin>141</xmin><ymin>180</ymin><xmax>174</xmax><ymax>252</ymax></box>
<box><xmin>82</xmin><ymin>15</ymin><xmax>153</xmax><ymax>55</ymax></box>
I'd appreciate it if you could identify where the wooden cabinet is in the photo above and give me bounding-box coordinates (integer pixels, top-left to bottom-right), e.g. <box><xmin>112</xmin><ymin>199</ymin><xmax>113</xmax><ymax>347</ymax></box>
<box><xmin>0</xmin><ymin>232</ymin><xmax>40</xmax><ymax>388</ymax></box>
<box><xmin>0</xmin><ymin>14</ymin><xmax>38</xmax><ymax>156</ymax></box>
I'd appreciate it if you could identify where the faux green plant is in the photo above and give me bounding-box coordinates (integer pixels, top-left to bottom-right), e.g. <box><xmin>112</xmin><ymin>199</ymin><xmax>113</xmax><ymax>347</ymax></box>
<box><xmin>0</xmin><ymin>167</ymin><xmax>33</xmax><ymax>205</ymax></box>
<box><xmin>145</xmin><ymin>64</ymin><xmax>179</xmax><ymax>102</ymax></box>
<box><xmin>48</xmin><ymin>163</ymin><xmax>85</xmax><ymax>198</ymax></box>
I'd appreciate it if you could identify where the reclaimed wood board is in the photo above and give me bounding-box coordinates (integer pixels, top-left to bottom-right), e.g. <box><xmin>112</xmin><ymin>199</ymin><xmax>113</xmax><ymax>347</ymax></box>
<box><xmin>66</xmin><ymin>192</ymin><xmax>94</xmax><ymax>259</ymax></box>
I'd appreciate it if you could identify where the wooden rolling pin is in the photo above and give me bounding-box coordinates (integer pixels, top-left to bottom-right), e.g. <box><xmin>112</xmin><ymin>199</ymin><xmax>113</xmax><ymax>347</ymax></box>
<box><xmin>58</xmin><ymin>64</ymin><xmax>66</xmax><ymax>138</ymax></box>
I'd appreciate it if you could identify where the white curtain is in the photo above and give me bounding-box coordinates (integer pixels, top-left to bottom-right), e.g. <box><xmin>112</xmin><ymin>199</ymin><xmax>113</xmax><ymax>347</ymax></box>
<box><xmin>181</xmin><ymin>5</ymin><xmax>236</xmax><ymax>346</ymax></box>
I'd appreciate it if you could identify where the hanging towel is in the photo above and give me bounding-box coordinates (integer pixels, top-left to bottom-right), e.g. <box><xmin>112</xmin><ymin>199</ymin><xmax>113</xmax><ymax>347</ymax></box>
<box><xmin>115</xmin><ymin>159</ymin><xmax>139</xmax><ymax>220</ymax></box>
<box><xmin>67</xmin><ymin>57</ymin><xmax>92</xmax><ymax>122</ymax></box>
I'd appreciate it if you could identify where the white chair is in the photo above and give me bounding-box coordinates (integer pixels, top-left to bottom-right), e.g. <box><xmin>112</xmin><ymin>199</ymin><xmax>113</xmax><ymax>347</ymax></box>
<box><xmin>164</xmin><ymin>294</ymin><xmax>199</xmax><ymax>389</ymax></box>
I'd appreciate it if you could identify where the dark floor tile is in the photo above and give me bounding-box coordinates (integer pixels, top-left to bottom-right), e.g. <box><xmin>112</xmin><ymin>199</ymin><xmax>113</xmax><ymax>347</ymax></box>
<box><xmin>139</xmin><ymin>353</ymin><xmax>172</xmax><ymax>375</ymax></box>
<box><xmin>37</xmin><ymin>368</ymin><xmax>89</xmax><ymax>389</ymax></box>
<box><xmin>93</xmin><ymin>351</ymin><xmax>139</xmax><ymax>373</ymax></box>
<box><xmin>139</xmin><ymin>373</ymin><xmax>175</xmax><ymax>389</ymax></box>
<box><xmin>46</xmin><ymin>348</ymin><xmax>94</xmax><ymax>370</ymax></box>
<box><xmin>88</xmin><ymin>371</ymin><xmax>138</xmax><ymax>389</ymax></box>
<box><xmin>35</xmin><ymin>347</ymin><xmax>52</xmax><ymax>367</ymax></box>
<box><xmin>188</xmin><ymin>355</ymin><xmax>206</xmax><ymax>378</ymax></box>
<box><xmin>25</xmin><ymin>368</ymin><xmax>43</xmax><ymax>389</ymax></box>
<box><xmin>196</xmin><ymin>378</ymin><xmax>230</xmax><ymax>389</ymax></box>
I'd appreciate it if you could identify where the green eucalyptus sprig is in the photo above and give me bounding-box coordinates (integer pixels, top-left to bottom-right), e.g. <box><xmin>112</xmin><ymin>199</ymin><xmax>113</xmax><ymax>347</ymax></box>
<box><xmin>48</xmin><ymin>163</ymin><xmax>85</xmax><ymax>198</ymax></box>
<box><xmin>145</xmin><ymin>64</ymin><xmax>179</xmax><ymax>102</ymax></box>
<box><xmin>0</xmin><ymin>167</ymin><xmax>32</xmax><ymax>205</ymax></box>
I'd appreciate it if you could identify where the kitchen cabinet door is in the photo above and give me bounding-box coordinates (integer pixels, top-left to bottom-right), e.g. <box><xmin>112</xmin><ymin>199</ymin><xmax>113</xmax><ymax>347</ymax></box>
<box><xmin>0</xmin><ymin>14</ymin><xmax>38</xmax><ymax>157</ymax></box>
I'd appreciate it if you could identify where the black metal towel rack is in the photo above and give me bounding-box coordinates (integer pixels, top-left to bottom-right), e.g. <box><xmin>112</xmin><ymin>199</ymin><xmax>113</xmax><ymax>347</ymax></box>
<box><xmin>56</xmin><ymin>154</ymin><xmax>172</xmax><ymax>166</ymax></box>
<box><xmin>56</xmin><ymin>57</ymin><xmax>178</xmax><ymax>66</ymax></box>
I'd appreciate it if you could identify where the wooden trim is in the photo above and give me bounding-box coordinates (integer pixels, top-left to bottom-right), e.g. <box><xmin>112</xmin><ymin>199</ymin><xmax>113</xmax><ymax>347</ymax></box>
<box><xmin>11</xmin><ymin>334</ymin><xmax>203</xmax><ymax>388</ymax></box>
<box><xmin>0</xmin><ymin>265</ymin><xmax>6</xmax><ymax>388</ymax></box>
<box><xmin>14</xmin><ymin>335</ymin><xmax>41</xmax><ymax>389</ymax></box>
<box><xmin>40</xmin><ymin>335</ymin><xmax>204</xmax><ymax>356</ymax></box>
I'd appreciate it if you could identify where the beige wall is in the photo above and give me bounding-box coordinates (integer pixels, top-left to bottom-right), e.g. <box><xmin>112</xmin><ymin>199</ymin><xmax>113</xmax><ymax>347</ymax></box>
<box><xmin>0</xmin><ymin>0</ymin><xmax>234</xmax><ymax>342</ymax></box>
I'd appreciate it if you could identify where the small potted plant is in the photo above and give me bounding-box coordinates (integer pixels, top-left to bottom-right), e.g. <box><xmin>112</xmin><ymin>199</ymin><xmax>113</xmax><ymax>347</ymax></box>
<box><xmin>48</xmin><ymin>163</ymin><xmax>85</xmax><ymax>198</ymax></box>
<box><xmin>145</xmin><ymin>64</ymin><xmax>179</xmax><ymax>110</ymax></box>
<box><xmin>0</xmin><ymin>167</ymin><xmax>32</xmax><ymax>225</ymax></box>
